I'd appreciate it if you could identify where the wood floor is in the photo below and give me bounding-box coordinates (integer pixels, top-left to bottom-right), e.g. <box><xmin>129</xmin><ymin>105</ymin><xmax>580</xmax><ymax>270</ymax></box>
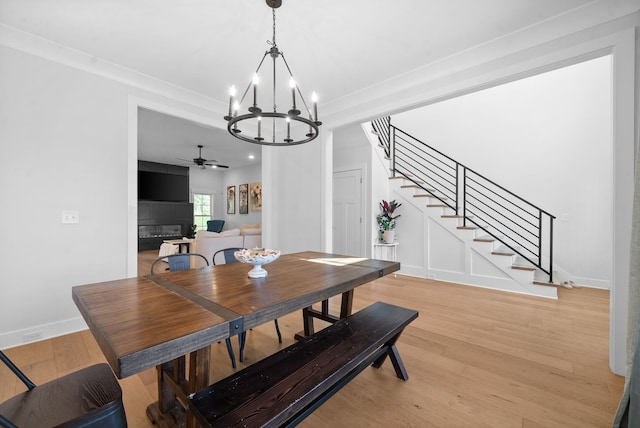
<box><xmin>0</xmin><ymin>251</ymin><xmax>624</xmax><ymax>427</ymax></box>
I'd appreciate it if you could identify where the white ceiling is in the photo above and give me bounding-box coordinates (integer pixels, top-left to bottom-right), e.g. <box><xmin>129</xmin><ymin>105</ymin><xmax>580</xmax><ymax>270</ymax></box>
<box><xmin>0</xmin><ymin>0</ymin><xmax>600</xmax><ymax>170</ymax></box>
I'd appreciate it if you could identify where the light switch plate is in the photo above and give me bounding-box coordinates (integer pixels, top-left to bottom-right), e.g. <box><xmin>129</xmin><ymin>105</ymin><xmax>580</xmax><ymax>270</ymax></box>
<box><xmin>62</xmin><ymin>210</ymin><xmax>79</xmax><ymax>224</ymax></box>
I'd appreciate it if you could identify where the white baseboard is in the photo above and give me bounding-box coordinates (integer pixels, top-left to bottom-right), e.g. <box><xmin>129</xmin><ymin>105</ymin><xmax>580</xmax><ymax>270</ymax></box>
<box><xmin>0</xmin><ymin>317</ymin><xmax>88</xmax><ymax>350</ymax></box>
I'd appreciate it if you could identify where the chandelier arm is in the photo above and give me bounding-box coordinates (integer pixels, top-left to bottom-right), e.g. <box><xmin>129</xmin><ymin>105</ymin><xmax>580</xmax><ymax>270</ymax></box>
<box><xmin>238</xmin><ymin>52</ymin><xmax>270</xmax><ymax>106</ymax></box>
<box><xmin>272</xmin><ymin>50</ymin><xmax>277</xmax><ymax>113</ymax></box>
<box><xmin>279</xmin><ymin>52</ymin><xmax>312</xmax><ymax>116</ymax></box>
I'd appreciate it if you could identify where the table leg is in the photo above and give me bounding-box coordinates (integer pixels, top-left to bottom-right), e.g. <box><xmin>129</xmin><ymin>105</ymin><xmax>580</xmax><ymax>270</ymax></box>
<box><xmin>301</xmin><ymin>306</ymin><xmax>315</xmax><ymax>337</ymax></box>
<box><xmin>187</xmin><ymin>347</ymin><xmax>210</xmax><ymax>428</ymax></box>
<box><xmin>340</xmin><ymin>290</ymin><xmax>354</xmax><ymax>318</ymax></box>
<box><xmin>296</xmin><ymin>291</ymin><xmax>356</xmax><ymax>340</ymax></box>
<box><xmin>146</xmin><ymin>345</ymin><xmax>211</xmax><ymax>428</ymax></box>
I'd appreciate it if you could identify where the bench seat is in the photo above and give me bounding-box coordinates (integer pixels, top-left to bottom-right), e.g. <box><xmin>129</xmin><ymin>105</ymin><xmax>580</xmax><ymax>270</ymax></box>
<box><xmin>188</xmin><ymin>301</ymin><xmax>418</xmax><ymax>427</ymax></box>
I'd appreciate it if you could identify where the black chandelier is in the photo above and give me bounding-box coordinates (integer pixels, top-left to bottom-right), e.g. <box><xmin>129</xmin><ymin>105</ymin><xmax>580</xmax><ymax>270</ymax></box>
<box><xmin>224</xmin><ymin>0</ymin><xmax>322</xmax><ymax>146</ymax></box>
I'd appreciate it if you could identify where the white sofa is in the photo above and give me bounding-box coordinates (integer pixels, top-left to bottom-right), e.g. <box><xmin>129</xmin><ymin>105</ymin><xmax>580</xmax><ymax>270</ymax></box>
<box><xmin>191</xmin><ymin>226</ymin><xmax>262</xmax><ymax>267</ymax></box>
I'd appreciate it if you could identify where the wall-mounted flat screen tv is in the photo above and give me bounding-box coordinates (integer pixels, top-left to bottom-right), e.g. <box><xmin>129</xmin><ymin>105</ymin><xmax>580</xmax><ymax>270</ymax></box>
<box><xmin>138</xmin><ymin>171</ymin><xmax>188</xmax><ymax>202</ymax></box>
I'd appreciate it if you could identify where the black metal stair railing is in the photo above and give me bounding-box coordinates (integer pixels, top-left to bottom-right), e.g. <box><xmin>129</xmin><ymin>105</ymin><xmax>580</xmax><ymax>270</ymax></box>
<box><xmin>371</xmin><ymin>116</ymin><xmax>391</xmax><ymax>158</ymax></box>
<box><xmin>375</xmin><ymin>117</ymin><xmax>555</xmax><ymax>282</ymax></box>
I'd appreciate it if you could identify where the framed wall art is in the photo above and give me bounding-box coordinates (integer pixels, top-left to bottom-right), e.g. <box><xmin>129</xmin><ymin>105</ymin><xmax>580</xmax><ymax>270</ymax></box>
<box><xmin>239</xmin><ymin>183</ymin><xmax>248</xmax><ymax>214</ymax></box>
<box><xmin>249</xmin><ymin>182</ymin><xmax>262</xmax><ymax>211</ymax></box>
<box><xmin>226</xmin><ymin>185</ymin><xmax>236</xmax><ymax>214</ymax></box>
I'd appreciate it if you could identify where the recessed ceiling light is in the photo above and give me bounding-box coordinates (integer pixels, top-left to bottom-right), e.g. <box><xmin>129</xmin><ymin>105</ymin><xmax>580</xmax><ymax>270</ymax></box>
<box><xmin>248</xmin><ymin>155</ymin><xmax>255</xmax><ymax>160</ymax></box>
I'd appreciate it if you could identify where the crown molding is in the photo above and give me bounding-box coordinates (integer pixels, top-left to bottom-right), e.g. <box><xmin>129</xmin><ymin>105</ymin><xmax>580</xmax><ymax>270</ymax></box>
<box><xmin>322</xmin><ymin>5</ymin><xmax>640</xmax><ymax>129</ymax></box>
<box><xmin>0</xmin><ymin>23</ymin><xmax>226</xmax><ymax>115</ymax></box>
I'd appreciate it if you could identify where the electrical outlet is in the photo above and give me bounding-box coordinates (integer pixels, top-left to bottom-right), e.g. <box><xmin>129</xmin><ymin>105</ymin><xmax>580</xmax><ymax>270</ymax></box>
<box><xmin>61</xmin><ymin>210</ymin><xmax>79</xmax><ymax>224</ymax></box>
<box><xmin>427</xmin><ymin>274</ymin><xmax>436</xmax><ymax>279</ymax></box>
<box><xmin>23</xmin><ymin>331</ymin><xmax>43</xmax><ymax>343</ymax></box>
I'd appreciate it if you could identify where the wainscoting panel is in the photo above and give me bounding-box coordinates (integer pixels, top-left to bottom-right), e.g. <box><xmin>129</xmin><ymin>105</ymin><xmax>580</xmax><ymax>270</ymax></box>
<box><xmin>428</xmin><ymin>217</ymin><xmax>465</xmax><ymax>274</ymax></box>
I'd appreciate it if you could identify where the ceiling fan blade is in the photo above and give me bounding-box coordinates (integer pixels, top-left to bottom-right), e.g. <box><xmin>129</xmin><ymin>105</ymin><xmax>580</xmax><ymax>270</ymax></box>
<box><xmin>205</xmin><ymin>163</ymin><xmax>229</xmax><ymax>169</ymax></box>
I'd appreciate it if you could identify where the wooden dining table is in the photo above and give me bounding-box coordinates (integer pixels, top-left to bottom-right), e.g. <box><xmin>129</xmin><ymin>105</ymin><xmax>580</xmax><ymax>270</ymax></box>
<box><xmin>72</xmin><ymin>251</ymin><xmax>400</xmax><ymax>427</ymax></box>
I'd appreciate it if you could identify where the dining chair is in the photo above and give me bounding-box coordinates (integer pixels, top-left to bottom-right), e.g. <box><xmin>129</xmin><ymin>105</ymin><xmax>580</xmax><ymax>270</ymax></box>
<box><xmin>212</xmin><ymin>248</ymin><xmax>283</xmax><ymax>363</ymax></box>
<box><xmin>212</xmin><ymin>247</ymin><xmax>244</xmax><ymax>266</ymax></box>
<box><xmin>150</xmin><ymin>253</ymin><xmax>240</xmax><ymax>369</ymax></box>
<box><xmin>0</xmin><ymin>350</ymin><xmax>127</xmax><ymax>427</ymax></box>
<box><xmin>149</xmin><ymin>253</ymin><xmax>209</xmax><ymax>275</ymax></box>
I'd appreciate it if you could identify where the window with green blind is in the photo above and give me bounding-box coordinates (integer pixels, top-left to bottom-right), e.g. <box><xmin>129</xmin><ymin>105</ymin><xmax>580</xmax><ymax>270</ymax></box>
<box><xmin>193</xmin><ymin>193</ymin><xmax>212</xmax><ymax>232</ymax></box>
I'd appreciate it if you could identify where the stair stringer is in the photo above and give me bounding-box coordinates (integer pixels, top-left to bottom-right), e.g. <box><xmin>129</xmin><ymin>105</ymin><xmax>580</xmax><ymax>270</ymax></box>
<box><xmin>390</xmin><ymin>179</ymin><xmax>557</xmax><ymax>299</ymax></box>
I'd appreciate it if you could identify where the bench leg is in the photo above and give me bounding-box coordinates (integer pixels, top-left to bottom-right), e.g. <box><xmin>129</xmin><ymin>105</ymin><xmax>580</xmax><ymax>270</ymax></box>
<box><xmin>372</xmin><ymin>331</ymin><xmax>410</xmax><ymax>380</ymax></box>
<box><xmin>387</xmin><ymin>344</ymin><xmax>409</xmax><ymax>380</ymax></box>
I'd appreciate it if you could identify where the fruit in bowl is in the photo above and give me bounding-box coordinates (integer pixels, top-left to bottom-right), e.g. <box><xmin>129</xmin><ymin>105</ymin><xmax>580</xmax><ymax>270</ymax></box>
<box><xmin>234</xmin><ymin>248</ymin><xmax>281</xmax><ymax>278</ymax></box>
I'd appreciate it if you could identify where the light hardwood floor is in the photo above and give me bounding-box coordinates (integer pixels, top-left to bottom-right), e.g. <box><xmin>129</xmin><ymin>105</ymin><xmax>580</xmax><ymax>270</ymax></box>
<box><xmin>0</xmin><ymin>251</ymin><xmax>624</xmax><ymax>427</ymax></box>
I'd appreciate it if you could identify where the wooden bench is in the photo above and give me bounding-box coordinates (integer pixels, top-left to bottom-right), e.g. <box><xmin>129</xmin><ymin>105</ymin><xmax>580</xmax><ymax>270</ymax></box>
<box><xmin>188</xmin><ymin>301</ymin><xmax>418</xmax><ymax>427</ymax></box>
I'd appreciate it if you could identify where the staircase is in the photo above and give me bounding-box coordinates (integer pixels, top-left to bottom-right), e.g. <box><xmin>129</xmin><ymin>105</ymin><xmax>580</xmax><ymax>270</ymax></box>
<box><xmin>368</xmin><ymin>117</ymin><xmax>558</xmax><ymax>299</ymax></box>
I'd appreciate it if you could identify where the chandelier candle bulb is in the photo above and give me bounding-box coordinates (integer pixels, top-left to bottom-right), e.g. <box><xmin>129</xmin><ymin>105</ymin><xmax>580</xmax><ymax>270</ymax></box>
<box><xmin>285</xmin><ymin>116</ymin><xmax>291</xmax><ymax>142</ymax></box>
<box><xmin>227</xmin><ymin>85</ymin><xmax>236</xmax><ymax>118</ymax></box>
<box><xmin>290</xmin><ymin>78</ymin><xmax>296</xmax><ymax>110</ymax></box>
<box><xmin>232</xmin><ymin>101</ymin><xmax>240</xmax><ymax>133</ymax></box>
<box><xmin>252</xmin><ymin>74</ymin><xmax>259</xmax><ymax>109</ymax></box>
<box><xmin>256</xmin><ymin>116</ymin><xmax>262</xmax><ymax>140</ymax></box>
<box><xmin>312</xmin><ymin>92</ymin><xmax>318</xmax><ymax>122</ymax></box>
<box><xmin>307</xmin><ymin>113</ymin><xmax>313</xmax><ymax>137</ymax></box>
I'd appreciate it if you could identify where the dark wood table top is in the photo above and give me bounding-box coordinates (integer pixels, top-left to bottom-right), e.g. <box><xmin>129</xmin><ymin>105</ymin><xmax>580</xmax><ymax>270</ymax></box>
<box><xmin>72</xmin><ymin>251</ymin><xmax>400</xmax><ymax>378</ymax></box>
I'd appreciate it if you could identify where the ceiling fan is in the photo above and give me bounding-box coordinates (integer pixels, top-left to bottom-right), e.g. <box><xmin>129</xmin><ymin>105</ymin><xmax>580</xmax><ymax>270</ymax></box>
<box><xmin>179</xmin><ymin>145</ymin><xmax>229</xmax><ymax>169</ymax></box>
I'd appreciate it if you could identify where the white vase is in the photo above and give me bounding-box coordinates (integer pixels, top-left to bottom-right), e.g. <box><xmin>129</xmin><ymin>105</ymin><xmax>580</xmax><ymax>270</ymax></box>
<box><xmin>382</xmin><ymin>230</ymin><xmax>395</xmax><ymax>244</ymax></box>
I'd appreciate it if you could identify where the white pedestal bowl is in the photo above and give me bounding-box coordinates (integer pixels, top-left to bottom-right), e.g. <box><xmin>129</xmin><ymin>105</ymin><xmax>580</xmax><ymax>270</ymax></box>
<box><xmin>234</xmin><ymin>249</ymin><xmax>281</xmax><ymax>278</ymax></box>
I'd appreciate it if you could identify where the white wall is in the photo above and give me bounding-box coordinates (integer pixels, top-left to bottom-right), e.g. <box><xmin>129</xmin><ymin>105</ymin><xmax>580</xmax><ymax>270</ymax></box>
<box><xmin>263</xmin><ymin>140</ymin><xmax>327</xmax><ymax>254</ymax></box>
<box><xmin>0</xmin><ymin>45</ymin><xmax>130</xmax><ymax>344</ymax></box>
<box><xmin>393</xmin><ymin>56</ymin><xmax>612</xmax><ymax>289</ymax></box>
<box><xmin>0</xmin><ymin>41</ymin><xmax>222</xmax><ymax>348</ymax></box>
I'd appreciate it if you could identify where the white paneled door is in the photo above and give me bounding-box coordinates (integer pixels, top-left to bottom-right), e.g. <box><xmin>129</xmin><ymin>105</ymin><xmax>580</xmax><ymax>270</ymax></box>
<box><xmin>333</xmin><ymin>169</ymin><xmax>363</xmax><ymax>257</ymax></box>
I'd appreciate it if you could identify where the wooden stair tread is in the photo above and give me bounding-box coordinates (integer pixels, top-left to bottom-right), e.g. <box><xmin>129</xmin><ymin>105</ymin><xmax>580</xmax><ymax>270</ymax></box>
<box><xmin>512</xmin><ymin>265</ymin><xmax>536</xmax><ymax>271</ymax></box>
<box><xmin>426</xmin><ymin>204</ymin><xmax>447</xmax><ymax>208</ymax></box>
<box><xmin>533</xmin><ymin>280</ymin><xmax>561</xmax><ymax>287</ymax></box>
<box><xmin>413</xmin><ymin>194</ymin><xmax>444</xmax><ymax>199</ymax></box>
<box><xmin>457</xmin><ymin>226</ymin><xmax>476</xmax><ymax>230</ymax></box>
<box><xmin>492</xmin><ymin>250</ymin><xmax>515</xmax><ymax>256</ymax></box>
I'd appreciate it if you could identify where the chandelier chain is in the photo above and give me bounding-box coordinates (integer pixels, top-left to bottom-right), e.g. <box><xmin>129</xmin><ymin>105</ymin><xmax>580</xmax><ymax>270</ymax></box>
<box><xmin>272</xmin><ymin>7</ymin><xmax>277</xmax><ymax>48</ymax></box>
